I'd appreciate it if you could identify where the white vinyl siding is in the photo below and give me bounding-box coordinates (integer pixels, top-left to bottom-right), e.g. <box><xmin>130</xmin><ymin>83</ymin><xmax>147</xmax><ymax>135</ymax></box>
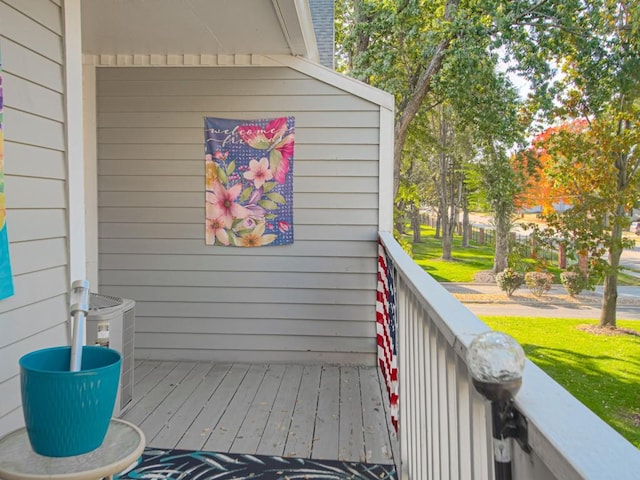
<box><xmin>96</xmin><ymin>66</ymin><xmax>381</xmax><ymax>364</ymax></box>
<box><xmin>0</xmin><ymin>0</ymin><xmax>69</xmax><ymax>435</ymax></box>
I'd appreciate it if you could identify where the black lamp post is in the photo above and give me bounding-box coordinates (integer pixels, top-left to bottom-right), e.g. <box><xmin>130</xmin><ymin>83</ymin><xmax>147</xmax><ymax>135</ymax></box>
<box><xmin>467</xmin><ymin>331</ymin><xmax>528</xmax><ymax>480</ymax></box>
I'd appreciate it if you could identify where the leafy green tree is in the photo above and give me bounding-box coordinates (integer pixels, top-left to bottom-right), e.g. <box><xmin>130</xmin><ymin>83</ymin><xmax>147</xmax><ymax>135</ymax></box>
<box><xmin>513</xmin><ymin>0</ymin><xmax>640</xmax><ymax>328</ymax></box>
<box><xmin>524</xmin><ymin>107</ymin><xmax>640</xmax><ymax>327</ymax></box>
<box><xmin>335</xmin><ymin>0</ymin><xmax>585</xmax><ymax>196</ymax></box>
<box><xmin>335</xmin><ymin>0</ymin><xmax>536</xmax><ymax>268</ymax></box>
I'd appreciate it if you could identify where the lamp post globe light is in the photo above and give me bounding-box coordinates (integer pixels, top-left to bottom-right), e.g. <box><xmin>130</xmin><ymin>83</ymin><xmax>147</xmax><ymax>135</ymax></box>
<box><xmin>467</xmin><ymin>331</ymin><xmax>527</xmax><ymax>480</ymax></box>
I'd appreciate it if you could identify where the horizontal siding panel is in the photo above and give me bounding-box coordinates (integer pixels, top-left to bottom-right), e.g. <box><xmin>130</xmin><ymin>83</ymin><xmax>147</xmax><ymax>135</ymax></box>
<box><xmin>0</xmin><ymin>376</ymin><xmax>20</xmax><ymax>418</ymax></box>
<box><xmin>98</xmin><ymin>160</ymin><xmax>379</xmax><ymax>177</ymax></box>
<box><xmin>96</xmin><ymin>95</ymin><xmax>379</xmax><ymax>113</ymax></box>
<box><xmin>135</xmin><ymin>301</ymin><xmax>374</xmax><ymax>322</ymax></box>
<box><xmin>3</xmin><ymin>72</ymin><xmax>64</xmax><ymax>121</ymax></box>
<box><xmin>97</xmin><ymin>143</ymin><xmax>379</xmax><ymax>161</ymax></box>
<box><xmin>98</xmin><ymin>223</ymin><xmax>375</xmax><ymax>241</ymax></box>
<box><xmin>0</xmin><ymin>323</ymin><xmax>67</xmax><ymax>382</ymax></box>
<box><xmin>96</xmin><ymin>66</ymin><xmax>382</xmax><ymax>362</ymax></box>
<box><xmin>0</xmin><ymin>38</ymin><xmax>64</xmax><ymax>92</ymax></box>
<box><xmin>9</xmin><ymin>238</ymin><xmax>67</xmax><ymax>275</ymax></box>
<box><xmin>133</xmin><ymin>348</ymin><xmax>374</xmax><ymax>365</ymax></box>
<box><xmin>98</xmin><ymin>239</ymin><xmax>378</xmax><ymax>256</ymax></box>
<box><xmin>97</xmin><ymin>111</ymin><xmax>380</xmax><ymax>128</ymax></box>
<box><xmin>99</xmin><ymin>270</ymin><xmax>375</xmax><ymax>290</ymax></box>
<box><xmin>98</xmin><ymin>285</ymin><xmax>375</xmax><ymax>306</ymax></box>
<box><xmin>296</xmin><ymin>176</ymin><xmax>379</xmax><ymax>193</ymax></box>
<box><xmin>97</xmin><ymin>175</ymin><xmax>377</xmax><ymax>193</ymax></box>
<box><xmin>4</xmin><ymin>176</ymin><xmax>65</xmax><ymax>208</ymax></box>
<box><xmin>136</xmin><ymin>317</ymin><xmax>375</xmax><ymax>338</ymax></box>
<box><xmin>297</xmin><ymin>161</ymin><xmax>378</xmax><ymax>177</ymax></box>
<box><xmin>97</xmin><ymin>207</ymin><xmax>377</xmax><ymax>225</ymax></box>
<box><xmin>2</xmin><ymin>0</ymin><xmax>62</xmax><ymax>35</ymax></box>
<box><xmin>1</xmin><ymin>0</ymin><xmax>68</xmax><ymax>437</ymax></box>
<box><xmin>135</xmin><ymin>333</ymin><xmax>375</xmax><ymax>354</ymax></box>
<box><xmin>97</xmin><ymin>79</ymin><xmax>345</xmax><ymax>97</ymax></box>
<box><xmin>98</xmin><ymin>191</ymin><xmax>377</xmax><ymax>209</ymax></box>
<box><xmin>0</xmin><ymin>408</ymin><xmax>24</xmax><ymax>437</ymax></box>
<box><xmin>4</xmin><ymin>108</ymin><xmax>65</xmax><ymax>150</ymax></box>
<box><xmin>297</xmin><ymin>192</ymin><xmax>378</xmax><ymax>208</ymax></box>
<box><xmin>98</xmin><ymin>160</ymin><xmax>202</xmax><ymax>176</ymax></box>
<box><xmin>0</xmin><ymin>2</ymin><xmax>62</xmax><ymax>62</ymax></box>
<box><xmin>97</xmin><ymin>67</ymin><xmax>308</xmax><ymax>82</ymax></box>
<box><xmin>3</xmin><ymin>142</ymin><xmax>66</xmax><ymax>179</ymax></box>
<box><xmin>99</xmin><ymin>254</ymin><xmax>376</xmax><ymax>274</ymax></box>
<box><xmin>0</xmin><ymin>295</ymin><xmax>68</xmax><ymax>348</ymax></box>
<box><xmin>5</xmin><ymin>209</ymin><xmax>66</xmax><ymax>241</ymax></box>
<box><xmin>97</xmin><ymin>127</ymin><xmax>379</xmax><ymax>145</ymax></box>
<box><xmin>0</xmin><ymin>266</ymin><xmax>67</xmax><ymax>314</ymax></box>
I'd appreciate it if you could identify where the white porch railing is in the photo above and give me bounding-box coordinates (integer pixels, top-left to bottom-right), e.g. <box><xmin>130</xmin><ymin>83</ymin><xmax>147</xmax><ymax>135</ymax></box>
<box><xmin>379</xmin><ymin>231</ymin><xmax>640</xmax><ymax>480</ymax></box>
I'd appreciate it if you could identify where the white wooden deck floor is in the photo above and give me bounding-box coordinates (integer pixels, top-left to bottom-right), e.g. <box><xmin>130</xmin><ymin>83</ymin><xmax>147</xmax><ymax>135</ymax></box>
<box><xmin>120</xmin><ymin>361</ymin><xmax>398</xmax><ymax>465</ymax></box>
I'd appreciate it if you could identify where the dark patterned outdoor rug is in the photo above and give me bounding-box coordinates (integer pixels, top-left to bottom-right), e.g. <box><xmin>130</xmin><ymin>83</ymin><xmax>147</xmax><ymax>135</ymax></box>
<box><xmin>117</xmin><ymin>447</ymin><xmax>397</xmax><ymax>479</ymax></box>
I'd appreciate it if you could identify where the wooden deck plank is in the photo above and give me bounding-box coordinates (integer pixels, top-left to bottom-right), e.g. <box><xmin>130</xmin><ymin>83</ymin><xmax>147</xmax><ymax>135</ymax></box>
<box><xmin>138</xmin><ymin>362</ymin><xmax>213</xmax><ymax>444</ymax></box>
<box><xmin>284</xmin><ymin>364</ymin><xmax>322</xmax><ymax>458</ymax></box>
<box><xmin>131</xmin><ymin>360</ymin><xmax>160</xmax><ymax>383</ymax></box>
<box><xmin>203</xmin><ymin>364</ymin><xmax>268</xmax><ymax>452</ymax></box>
<box><xmin>312</xmin><ymin>364</ymin><xmax>340</xmax><ymax>460</ymax></box>
<box><xmin>129</xmin><ymin>362</ymin><xmax>397</xmax><ymax>466</ymax></box>
<box><xmin>122</xmin><ymin>362</ymin><xmax>196</xmax><ymax>426</ymax></box>
<box><xmin>126</xmin><ymin>361</ymin><xmax>177</xmax><ymax>408</ymax></box>
<box><xmin>339</xmin><ymin>366</ymin><xmax>366</xmax><ymax>462</ymax></box>
<box><xmin>257</xmin><ymin>364</ymin><xmax>304</xmax><ymax>456</ymax></box>
<box><xmin>176</xmin><ymin>363</ymin><xmax>249</xmax><ymax>450</ymax></box>
<box><xmin>121</xmin><ymin>361</ymin><xmax>178</xmax><ymax>423</ymax></box>
<box><xmin>360</xmin><ymin>366</ymin><xmax>394</xmax><ymax>464</ymax></box>
<box><xmin>231</xmin><ymin>364</ymin><xmax>286</xmax><ymax>454</ymax></box>
<box><xmin>151</xmin><ymin>363</ymin><xmax>232</xmax><ymax>448</ymax></box>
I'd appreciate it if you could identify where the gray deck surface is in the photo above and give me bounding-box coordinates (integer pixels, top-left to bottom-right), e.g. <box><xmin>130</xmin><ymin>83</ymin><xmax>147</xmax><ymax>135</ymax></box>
<box><xmin>120</xmin><ymin>361</ymin><xmax>398</xmax><ymax>465</ymax></box>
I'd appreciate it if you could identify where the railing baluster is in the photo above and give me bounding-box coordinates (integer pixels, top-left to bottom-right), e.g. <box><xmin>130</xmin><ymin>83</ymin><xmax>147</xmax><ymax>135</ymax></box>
<box><xmin>456</xmin><ymin>357</ymin><xmax>473</xmax><ymax>479</ymax></box>
<box><xmin>379</xmin><ymin>232</ymin><xmax>640</xmax><ymax>480</ymax></box>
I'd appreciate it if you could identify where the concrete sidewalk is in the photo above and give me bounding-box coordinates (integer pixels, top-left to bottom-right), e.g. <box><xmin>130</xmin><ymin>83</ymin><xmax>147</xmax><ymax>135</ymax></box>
<box><xmin>442</xmin><ymin>282</ymin><xmax>640</xmax><ymax>320</ymax></box>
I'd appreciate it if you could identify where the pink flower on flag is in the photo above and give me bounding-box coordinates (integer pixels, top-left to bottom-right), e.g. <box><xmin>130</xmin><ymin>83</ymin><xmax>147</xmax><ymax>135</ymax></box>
<box><xmin>206</xmin><ymin>181</ymin><xmax>249</xmax><ymax>229</ymax></box>
<box><xmin>205</xmin><ymin>215</ymin><xmax>230</xmax><ymax>245</ymax></box>
<box><xmin>243</xmin><ymin>157</ymin><xmax>273</xmax><ymax>189</ymax></box>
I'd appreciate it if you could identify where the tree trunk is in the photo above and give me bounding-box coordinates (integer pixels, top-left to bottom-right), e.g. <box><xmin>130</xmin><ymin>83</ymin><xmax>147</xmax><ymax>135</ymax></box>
<box><xmin>600</xmin><ymin>271</ymin><xmax>618</xmax><ymax>327</ymax></box>
<box><xmin>600</xmin><ymin>204</ymin><xmax>625</xmax><ymax>327</ymax></box>
<box><xmin>392</xmin><ymin>0</ymin><xmax>460</xmax><ymax>197</ymax></box>
<box><xmin>493</xmin><ymin>214</ymin><xmax>510</xmax><ymax>273</ymax></box>
<box><xmin>442</xmin><ymin>213</ymin><xmax>453</xmax><ymax>260</ymax></box>
<box><xmin>411</xmin><ymin>206</ymin><xmax>421</xmax><ymax>243</ymax></box>
<box><xmin>462</xmin><ymin>198</ymin><xmax>470</xmax><ymax>247</ymax></box>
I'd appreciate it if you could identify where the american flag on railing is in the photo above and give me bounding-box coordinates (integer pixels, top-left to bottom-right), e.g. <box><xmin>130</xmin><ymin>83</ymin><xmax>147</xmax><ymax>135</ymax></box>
<box><xmin>376</xmin><ymin>239</ymin><xmax>398</xmax><ymax>431</ymax></box>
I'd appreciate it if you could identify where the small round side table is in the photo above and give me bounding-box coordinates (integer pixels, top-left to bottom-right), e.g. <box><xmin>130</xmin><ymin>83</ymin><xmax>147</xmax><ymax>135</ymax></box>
<box><xmin>0</xmin><ymin>418</ymin><xmax>145</xmax><ymax>480</ymax></box>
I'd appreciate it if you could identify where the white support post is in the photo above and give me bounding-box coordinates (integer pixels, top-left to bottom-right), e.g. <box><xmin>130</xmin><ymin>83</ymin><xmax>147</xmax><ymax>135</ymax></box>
<box><xmin>63</xmin><ymin>0</ymin><xmax>87</xmax><ymax>284</ymax></box>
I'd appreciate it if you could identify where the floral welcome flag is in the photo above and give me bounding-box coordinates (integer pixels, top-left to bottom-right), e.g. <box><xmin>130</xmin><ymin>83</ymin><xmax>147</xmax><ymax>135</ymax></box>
<box><xmin>204</xmin><ymin>116</ymin><xmax>294</xmax><ymax>247</ymax></box>
<box><xmin>0</xmin><ymin>48</ymin><xmax>14</xmax><ymax>299</ymax></box>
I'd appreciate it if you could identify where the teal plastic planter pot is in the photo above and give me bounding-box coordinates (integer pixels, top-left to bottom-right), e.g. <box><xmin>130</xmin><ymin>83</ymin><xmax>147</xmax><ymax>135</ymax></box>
<box><xmin>19</xmin><ymin>345</ymin><xmax>121</xmax><ymax>457</ymax></box>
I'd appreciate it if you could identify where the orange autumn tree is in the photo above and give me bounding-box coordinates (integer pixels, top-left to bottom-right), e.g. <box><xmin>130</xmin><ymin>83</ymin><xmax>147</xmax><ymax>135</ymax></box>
<box><xmin>515</xmin><ymin>120</ymin><xmax>588</xmax><ymax>215</ymax></box>
<box><xmin>520</xmin><ymin>108</ymin><xmax>640</xmax><ymax>328</ymax></box>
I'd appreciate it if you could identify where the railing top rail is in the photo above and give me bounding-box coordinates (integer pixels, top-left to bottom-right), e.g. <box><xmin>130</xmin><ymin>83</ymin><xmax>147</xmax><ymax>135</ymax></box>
<box><xmin>378</xmin><ymin>231</ymin><xmax>640</xmax><ymax>480</ymax></box>
<box><xmin>379</xmin><ymin>231</ymin><xmax>489</xmax><ymax>357</ymax></box>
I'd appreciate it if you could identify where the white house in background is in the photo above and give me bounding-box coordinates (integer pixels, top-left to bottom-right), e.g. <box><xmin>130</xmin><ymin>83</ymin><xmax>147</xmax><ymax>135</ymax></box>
<box><xmin>0</xmin><ymin>0</ymin><xmax>393</xmax><ymax>435</ymax></box>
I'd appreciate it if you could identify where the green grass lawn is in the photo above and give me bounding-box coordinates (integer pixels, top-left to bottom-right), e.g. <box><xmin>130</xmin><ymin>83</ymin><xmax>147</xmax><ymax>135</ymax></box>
<box><xmin>481</xmin><ymin>316</ymin><xmax>640</xmax><ymax>448</ymax></box>
<box><xmin>405</xmin><ymin>222</ymin><xmax>640</xmax><ymax>446</ymax></box>
<box><xmin>407</xmin><ymin>224</ymin><xmax>640</xmax><ymax>286</ymax></box>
